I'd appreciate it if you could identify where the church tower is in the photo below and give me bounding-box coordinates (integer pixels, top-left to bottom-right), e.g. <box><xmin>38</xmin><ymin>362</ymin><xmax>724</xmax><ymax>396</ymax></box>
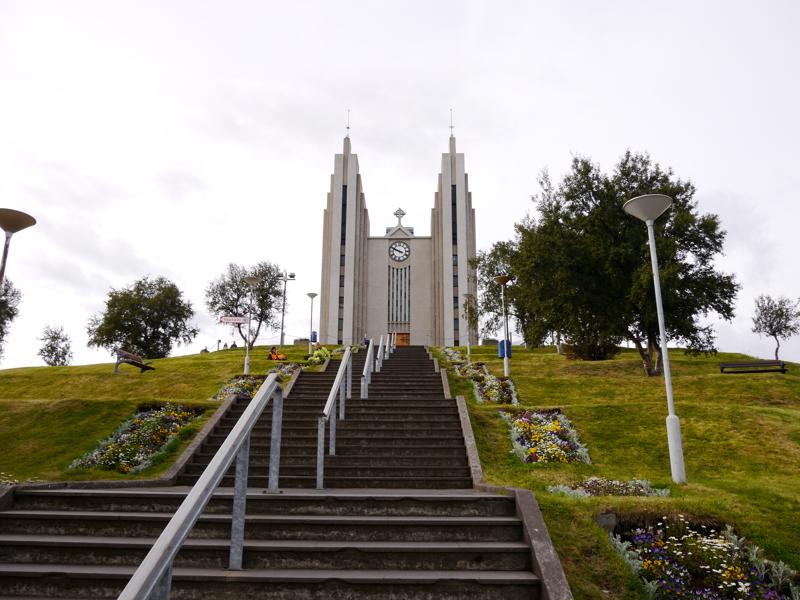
<box><xmin>430</xmin><ymin>134</ymin><xmax>477</xmax><ymax>346</ymax></box>
<box><xmin>318</xmin><ymin>133</ymin><xmax>476</xmax><ymax>347</ymax></box>
<box><xmin>318</xmin><ymin>135</ymin><xmax>370</xmax><ymax>345</ymax></box>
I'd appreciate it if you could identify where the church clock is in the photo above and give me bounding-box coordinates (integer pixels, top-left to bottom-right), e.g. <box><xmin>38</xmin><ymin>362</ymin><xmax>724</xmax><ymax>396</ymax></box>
<box><xmin>389</xmin><ymin>241</ymin><xmax>410</xmax><ymax>262</ymax></box>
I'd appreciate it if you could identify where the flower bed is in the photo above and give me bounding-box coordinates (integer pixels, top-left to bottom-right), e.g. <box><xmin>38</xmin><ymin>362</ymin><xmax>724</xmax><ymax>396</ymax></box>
<box><xmin>548</xmin><ymin>476</ymin><xmax>669</xmax><ymax>497</ymax></box>
<box><xmin>455</xmin><ymin>361</ymin><xmax>518</xmax><ymax>404</ymax></box>
<box><xmin>213</xmin><ymin>375</ymin><xmax>266</xmax><ymax>401</ymax></box>
<box><xmin>70</xmin><ymin>403</ymin><xmax>203</xmax><ymax>474</ymax></box>
<box><xmin>500</xmin><ymin>408</ymin><xmax>591</xmax><ymax>464</ymax></box>
<box><xmin>307</xmin><ymin>346</ymin><xmax>331</xmax><ymax>365</ymax></box>
<box><xmin>270</xmin><ymin>362</ymin><xmax>302</xmax><ymax>378</ymax></box>
<box><xmin>611</xmin><ymin>515</ymin><xmax>799</xmax><ymax>599</ymax></box>
<box><xmin>442</xmin><ymin>347</ymin><xmax>465</xmax><ymax>364</ymax></box>
<box><xmin>0</xmin><ymin>471</ymin><xmax>41</xmax><ymax>486</ymax></box>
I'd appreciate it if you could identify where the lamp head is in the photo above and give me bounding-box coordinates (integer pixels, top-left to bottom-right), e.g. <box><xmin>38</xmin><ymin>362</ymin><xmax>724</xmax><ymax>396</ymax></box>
<box><xmin>0</xmin><ymin>209</ymin><xmax>36</xmax><ymax>234</ymax></box>
<box><xmin>243</xmin><ymin>275</ymin><xmax>260</xmax><ymax>287</ymax></box>
<box><xmin>623</xmin><ymin>194</ymin><xmax>673</xmax><ymax>223</ymax></box>
<box><xmin>307</xmin><ymin>292</ymin><xmax>318</xmax><ymax>299</ymax></box>
<box><xmin>288</xmin><ymin>272</ymin><xmax>296</xmax><ymax>280</ymax></box>
<box><xmin>493</xmin><ymin>274</ymin><xmax>511</xmax><ymax>286</ymax></box>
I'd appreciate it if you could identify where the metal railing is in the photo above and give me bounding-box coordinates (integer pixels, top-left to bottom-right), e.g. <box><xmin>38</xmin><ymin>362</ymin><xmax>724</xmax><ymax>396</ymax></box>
<box><xmin>375</xmin><ymin>335</ymin><xmax>385</xmax><ymax>372</ymax></box>
<box><xmin>360</xmin><ymin>338</ymin><xmax>375</xmax><ymax>399</ymax></box>
<box><xmin>118</xmin><ymin>374</ymin><xmax>284</xmax><ymax>600</ymax></box>
<box><xmin>316</xmin><ymin>346</ymin><xmax>352</xmax><ymax>489</ymax></box>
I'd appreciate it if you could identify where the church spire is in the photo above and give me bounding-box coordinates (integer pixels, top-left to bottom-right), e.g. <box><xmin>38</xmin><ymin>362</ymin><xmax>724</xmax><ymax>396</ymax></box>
<box><xmin>448</xmin><ymin>108</ymin><xmax>456</xmax><ymax>154</ymax></box>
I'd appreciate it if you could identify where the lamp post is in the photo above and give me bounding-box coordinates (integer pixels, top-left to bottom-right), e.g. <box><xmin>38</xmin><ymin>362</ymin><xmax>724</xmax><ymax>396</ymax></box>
<box><xmin>493</xmin><ymin>275</ymin><xmax>511</xmax><ymax>377</ymax></box>
<box><xmin>279</xmin><ymin>271</ymin><xmax>295</xmax><ymax>348</ymax></box>
<box><xmin>0</xmin><ymin>209</ymin><xmax>36</xmax><ymax>285</ymax></box>
<box><xmin>242</xmin><ymin>275</ymin><xmax>260</xmax><ymax>375</ymax></box>
<box><xmin>306</xmin><ymin>292</ymin><xmax>318</xmax><ymax>355</ymax></box>
<box><xmin>623</xmin><ymin>193</ymin><xmax>687</xmax><ymax>484</ymax></box>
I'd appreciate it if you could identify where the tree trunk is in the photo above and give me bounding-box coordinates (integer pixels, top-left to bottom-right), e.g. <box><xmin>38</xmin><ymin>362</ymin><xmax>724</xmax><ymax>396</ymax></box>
<box><xmin>631</xmin><ymin>334</ymin><xmax>663</xmax><ymax>377</ymax></box>
<box><xmin>773</xmin><ymin>335</ymin><xmax>780</xmax><ymax>360</ymax></box>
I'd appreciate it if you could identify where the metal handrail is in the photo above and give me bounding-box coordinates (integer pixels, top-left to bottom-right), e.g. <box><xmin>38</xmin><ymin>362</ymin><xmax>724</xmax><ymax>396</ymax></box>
<box><xmin>118</xmin><ymin>374</ymin><xmax>284</xmax><ymax>600</ymax></box>
<box><xmin>316</xmin><ymin>347</ymin><xmax>352</xmax><ymax>489</ymax></box>
<box><xmin>375</xmin><ymin>335</ymin><xmax>385</xmax><ymax>372</ymax></box>
<box><xmin>360</xmin><ymin>338</ymin><xmax>374</xmax><ymax>399</ymax></box>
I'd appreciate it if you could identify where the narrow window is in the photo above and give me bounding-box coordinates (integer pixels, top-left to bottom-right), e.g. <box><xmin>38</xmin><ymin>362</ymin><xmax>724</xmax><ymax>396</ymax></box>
<box><xmin>340</xmin><ymin>185</ymin><xmax>348</xmax><ymax>245</ymax></box>
<box><xmin>451</xmin><ymin>184</ymin><xmax>458</xmax><ymax>244</ymax></box>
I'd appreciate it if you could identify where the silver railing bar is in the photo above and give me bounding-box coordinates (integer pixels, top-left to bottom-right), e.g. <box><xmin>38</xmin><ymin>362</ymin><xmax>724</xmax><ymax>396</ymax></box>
<box><xmin>316</xmin><ymin>346</ymin><xmax>352</xmax><ymax>489</ymax></box>
<box><xmin>376</xmin><ymin>335</ymin><xmax>385</xmax><ymax>372</ymax></box>
<box><xmin>118</xmin><ymin>373</ymin><xmax>283</xmax><ymax>600</ymax></box>
<box><xmin>360</xmin><ymin>338</ymin><xmax>374</xmax><ymax>399</ymax></box>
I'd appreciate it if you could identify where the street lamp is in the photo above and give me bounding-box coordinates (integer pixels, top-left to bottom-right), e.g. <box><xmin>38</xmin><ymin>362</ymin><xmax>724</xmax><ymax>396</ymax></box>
<box><xmin>307</xmin><ymin>292</ymin><xmax>318</xmax><ymax>355</ymax></box>
<box><xmin>493</xmin><ymin>274</ymin><xmax>511</xmax><ymax>377</ymax></box>
<box><xmin>623</xmin><ymin>193</ymin><xmax>687</xmax><ymax>484</ymax></box>
<box><xmin>242</xmin><ymin>275</ymin><xmax>260</xmax><ymax>375</ymax></box>
<box><xmin>279</xmin><ymin>272</ymin><xmax>296</xmax><ymax>348</ymax></box>
<box><xmin>0</xmin><ymin>209</ymin><xmax>36</xmax><ymax>285</ymax></box>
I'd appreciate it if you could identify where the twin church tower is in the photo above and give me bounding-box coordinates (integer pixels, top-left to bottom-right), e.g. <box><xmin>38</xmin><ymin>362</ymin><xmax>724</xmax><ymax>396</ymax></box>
<box><xmin>318</xmin><ymin>133</ymin><xmax>478</xmax><ymax>347</ymax></box>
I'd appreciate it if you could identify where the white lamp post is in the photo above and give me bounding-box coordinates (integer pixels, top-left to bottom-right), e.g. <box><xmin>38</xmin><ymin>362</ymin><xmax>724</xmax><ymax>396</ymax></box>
<box><xmin>493</xmin><ymin>274</ymin><xmax>511</xmax><ymax>377</ymax></box>
<box><xmin>307</xmin><ymin>292</ymin><xmax>317</xmax><ymax>355</ymax></box>
<box><xmin>279</xmin><ymin>272</ymin><xmax>295</xmax><ymax>348</ymax></box>
<box><xmin>623</xmin><ymin>193</ymin><xmax>687</xmax><ymax>484</ymax></box>
<box><xmin>0</xmin><ymin>209</ymin><xmax>36</xmax><ymax>285</ymax></box>
<box><xmin>242</xmin><ymin>275</ymin><xmax>260</xmax><ymax>375</ymax></box>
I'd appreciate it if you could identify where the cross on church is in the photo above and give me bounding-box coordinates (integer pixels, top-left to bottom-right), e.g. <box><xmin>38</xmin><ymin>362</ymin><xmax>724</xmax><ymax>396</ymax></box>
<box><xmin>394</xmin><ymin>208</ymin><xmax>406</xmax><ymax>226</ymax></box>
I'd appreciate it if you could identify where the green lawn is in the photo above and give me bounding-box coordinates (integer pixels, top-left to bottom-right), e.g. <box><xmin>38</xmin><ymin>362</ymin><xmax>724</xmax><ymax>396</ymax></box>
<box><xmin>443</xmin><ymin>346</ymin><xmax>800</xmax><ymax>600</ymax></box>
<box><xmin>0</xmin><ymin>345</ymin><xmax>312</xmax><ymax>483</ymax></box>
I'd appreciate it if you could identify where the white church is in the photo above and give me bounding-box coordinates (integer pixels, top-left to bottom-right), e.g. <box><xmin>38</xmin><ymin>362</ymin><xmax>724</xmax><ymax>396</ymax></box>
<box><xmin>318</xmin><ymin>133</ymin><xmax>478</xmax><ymax>347</ymax></box>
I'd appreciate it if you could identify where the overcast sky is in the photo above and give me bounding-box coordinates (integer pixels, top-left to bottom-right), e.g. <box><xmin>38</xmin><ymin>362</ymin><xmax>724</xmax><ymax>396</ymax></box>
<box><xmin>1</xmin><ymin>0</ymin><xmax>798</xmax><ymax>368</ymax></box>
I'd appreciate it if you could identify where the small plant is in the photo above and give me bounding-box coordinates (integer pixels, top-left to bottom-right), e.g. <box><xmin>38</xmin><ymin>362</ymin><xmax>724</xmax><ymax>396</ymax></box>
<box><xmin>307</xmin><ymin>346</ymin><xmax>331</xmax><ymax>365</ymax></box>
<box><xmin>0</xmin><ymin>471</ymin><xmax>42</xmax><ymax>486</ymax></box>
<box><xmin>70</xmin><ymin>403</ymin><xmax>203</xmax><ymax>474</ymax></box>
<box><xmin>37</xmin><ymin>324</ymin><xmax>73</xmax><ymax>366</ymax></box>
<box><xmin>548</xmin><ymin>476</ymin><xmax>669</xmax><ymax>497</ymax></box>
<box><xmin>612</xmin><ymin>514</ymin><xmax>799</xmax><ymax>599</ymax></box>
<box><xmin>500</xmin><ymin>408</ymin><xmax>590</xmax><ymax>464</ymax></box>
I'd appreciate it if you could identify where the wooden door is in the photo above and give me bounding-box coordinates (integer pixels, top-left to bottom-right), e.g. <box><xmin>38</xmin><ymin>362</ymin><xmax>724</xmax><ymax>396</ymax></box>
<box><xmin>396</xmin><ymin>333</ymin><xmax>410</xmax><ymax>347</ymax></box>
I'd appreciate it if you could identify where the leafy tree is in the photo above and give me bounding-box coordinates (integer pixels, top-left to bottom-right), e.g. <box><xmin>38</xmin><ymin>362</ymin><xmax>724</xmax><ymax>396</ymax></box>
<box><xmin>87</xmin><ymin>276</ymin><xmax>198</xmax><ymax>358</ymax></box>
<box><xmin>38</xmin><ymin>325</ymin><xmax>73</xmax><ymax>366</ymax></box>
<box><xmin>205</xmin><ymin>262</ymin><xmax>285</xmax><ymax>350</ymax></box>
<box><xmin>0</xmin><ymin>280</ymin><xmax>21</xmax><ymax>360</ymax></box>
<box><xmin>752</xmin><ymin>294</ymin><xmax>800</xmax><ymax>360</ymax></box>
<box><xmin>474</xmin><ymin>151</ymin><xmax>739</xmax><ymax>375</ymax></box>
<box><xmin>461</xmin><ymin>293</ymin><xmax>480</xmax><ymax>363</ymax></box>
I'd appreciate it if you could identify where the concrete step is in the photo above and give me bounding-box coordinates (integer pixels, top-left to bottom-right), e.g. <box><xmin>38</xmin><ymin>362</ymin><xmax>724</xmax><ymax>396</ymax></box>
<box><xmin>0</xmin><ymin>535</ymin><xmax>531</xmax><ymax>571</ymax></box>
<box><xmin>11</xmin><ymin>490</ymin><xmax>517</xmax><ymax>517</ymax></box>
<box><xmin>0</xmin><ymin>511</ymin><xmax>522</xmax><ymax>541</ymax></box>
<box><xmin>183</xmin><ymin>464</ymin><xmax>472</xmax><ymax>479</ymax></box>
<box><xmin>0</xmin><ymin>564</ymin><xmax>540</xmax><ymax>599</ymax></box>
<box><xmin>175</xmin><ymin>474</ymin><xmax>475</xmax><ymax>489</ymax></box>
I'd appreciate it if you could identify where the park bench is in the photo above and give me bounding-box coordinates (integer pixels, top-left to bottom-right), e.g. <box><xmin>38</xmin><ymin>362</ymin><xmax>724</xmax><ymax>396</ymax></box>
<box><xmin>719</xmin><ymin>360</ymin><xmax>787</xmax><ymax>374</ymax></box>
<box><xmin>114</xmin><ymin>350</ymin><xmax>155</xmax><ymax>374</ymax></box>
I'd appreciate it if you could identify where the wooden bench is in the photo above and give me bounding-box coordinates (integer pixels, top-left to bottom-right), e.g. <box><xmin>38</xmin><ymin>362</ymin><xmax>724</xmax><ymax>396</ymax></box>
<box><xmin>719</xmin><ymin>360</ymin><xmax>787</xmax><ymax>374</ymax></box>
<box><xmin>114</xmin><ymin>350</ymin><xmax>155</xmax><ymax>374</ymax></box>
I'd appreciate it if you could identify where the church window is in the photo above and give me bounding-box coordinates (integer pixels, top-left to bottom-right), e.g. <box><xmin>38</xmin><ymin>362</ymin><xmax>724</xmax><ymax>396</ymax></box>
<box><xmin>452</xmin><ymin>254</ymin><xmax>458</xmax><ymax>265</ymax></box>
<box><xmin>340</xmin><ymin>185</ymin><xmax>348</xmax><ymax>244</ymax></box>
<box><xmin>340</xmin><ymin>254</ymin><xmax>345</xmax><ymax>266</ymax></box>
<box><xmin>339</xmin><ymin>275</ymin><xmax>345</xmax><ymax>288</ymax></box>
<box><xmin>453</xmin><ymin>318</ymin><xmax>460</xmax><ymax>331</ymax></box>
<box><xmin>453</xmin><ymin>275</ymin><xmax>458</xmax><ymax>287</ymax></box>
<box><xmin>451</xmin><ymin>185</ymin><xmax>458</xmax><ymax>244</ymax></box>
<box><xmin>453</xmin><ymin>296</ymin><xmax>459</xmax><ymax>309</ymax></box>
<box><xmin>339</xmin><ymin>295</ymin><xmax>344</xmax><ymax>307</ymax></box>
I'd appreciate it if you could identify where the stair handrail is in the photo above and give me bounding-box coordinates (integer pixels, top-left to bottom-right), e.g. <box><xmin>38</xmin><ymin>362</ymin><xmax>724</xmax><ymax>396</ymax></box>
<box><xmin>390</xmin><ymin>332</ymin><xmax>397</xmax><ymax>353</ymax></box>
<box><xmin>375</xmin><ymin>335</ymin><xmax>385</xmax><ymax>372</ymax></box>
<box><xmin>360</xmin><ymin>338</ymin><xmax>374</xmax><ymax>399</ymax></box>
<box><xmin>383</xmin><ymin>333</ymin><xmax>390</xmax><ymax>361</ymax></box>
<box><xmin>118</xmin><ymin>373</ymin><xmax>284</xmax><ymax>600</ymax></box>
<box><xmin>316</xmin><ymin>346</ymin><xmax>352</xmax><ymax>489</ymax></box>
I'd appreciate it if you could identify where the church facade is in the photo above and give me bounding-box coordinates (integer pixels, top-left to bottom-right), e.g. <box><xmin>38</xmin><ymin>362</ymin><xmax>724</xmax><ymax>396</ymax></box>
<box><xmin>318</xmin><ymin>134</ymin><xmax>477</xmax><ymax>347</ymax></box>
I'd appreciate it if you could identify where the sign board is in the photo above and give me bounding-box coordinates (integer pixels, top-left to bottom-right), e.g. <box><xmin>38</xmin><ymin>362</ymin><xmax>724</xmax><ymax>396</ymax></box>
<box><xmin>220</xmin><ymin>316</ymin><xmax>247</xmax><ymax>324</ymax></box>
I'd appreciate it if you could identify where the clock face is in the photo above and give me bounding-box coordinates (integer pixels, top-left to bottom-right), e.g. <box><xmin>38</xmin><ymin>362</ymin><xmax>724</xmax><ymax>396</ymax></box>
<box><xmin>389</xmin><ymin>241</ymin><xmax>410</xmax><ymax>262</ymax></box>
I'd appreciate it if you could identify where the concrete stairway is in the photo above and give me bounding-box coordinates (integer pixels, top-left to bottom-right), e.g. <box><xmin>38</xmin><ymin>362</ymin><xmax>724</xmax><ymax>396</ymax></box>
<box><xmin>0</xmin><ymin>345</ymin><xmax>556</xmax><ymax>598</ymax></box>
<box><xmin>0</xmin><ymin>487</ymin><xmax>539</xmax><ymax>598</ymax></box>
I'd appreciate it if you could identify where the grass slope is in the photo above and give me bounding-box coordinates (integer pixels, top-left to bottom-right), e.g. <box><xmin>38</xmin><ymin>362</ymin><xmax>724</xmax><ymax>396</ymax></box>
<box><xmin>0</xmin><ymin>345</ymin><xmax>310</xmax><ymax>482</ymax></box>
<box><xmin>445</xmin><ymin>346</ymin><xmax>800</xmax><ymax>600</ymax></box>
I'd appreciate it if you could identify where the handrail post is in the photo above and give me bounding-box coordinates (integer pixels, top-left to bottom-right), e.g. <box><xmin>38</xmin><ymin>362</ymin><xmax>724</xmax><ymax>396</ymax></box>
<box><xmin>316</xmin><ymin>417</ymin><xmax>325</xmax><ymax>489</ymax></box>
<box><xmin>339</xmin><ymin>370</ymin><xmax>346</xmax><ymax>419</ymax></box>
<box><xmin>330</xmin><ymin>397</ymin><xmax>337</xmax><ymax>455</ymax></box>
<box><xmin>346</xmin><ymin>354</ymin><xmax>352</xmax><ymax>400</ymax></box>
<box><xmin>267</xmin><ymin>387</ymin><xmax>283</xmax><ymax>493</ymax></box>
<box><xmin>228</xmin><ymin>433</ymin><xmax>250</xmax><ymax>570</ymax></box>
<box><xmin>376</xmin><ymin>335</ymin><xmax>384</xmax><ymax>372</ymax></box>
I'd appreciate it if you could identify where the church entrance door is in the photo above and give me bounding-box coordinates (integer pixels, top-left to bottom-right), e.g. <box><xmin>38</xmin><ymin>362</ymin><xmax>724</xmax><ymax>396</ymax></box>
<box><xmin>396</xmin><ymin>333</ymin><xmax>410</xmax><ymax>347</ymax></box>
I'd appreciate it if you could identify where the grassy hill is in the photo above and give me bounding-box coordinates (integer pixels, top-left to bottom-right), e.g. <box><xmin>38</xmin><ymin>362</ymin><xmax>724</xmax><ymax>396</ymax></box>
<box><xmin>1</xmin><ymin>343</ymin><xmax>798</xmax><ymax>599</ymax></box>
<box><xmin>0</xmin><ymin>345</ymin><xmax>310</xmax><ymax>483</ymax></box>
<box><xmin>446</xmin><ymin>345</ymin><xmax>800</xmax><ymax>599</ymax></box>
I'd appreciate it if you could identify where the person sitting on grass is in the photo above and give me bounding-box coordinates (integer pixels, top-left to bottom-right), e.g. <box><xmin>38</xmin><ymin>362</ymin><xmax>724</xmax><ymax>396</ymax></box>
<box><xmin>230</xmin><ymin>340</ymin><xmax>238</xmax><ymax>349</ymax></box>
<box><xmin>268</xmin><ymin>346</ymin><xmax>287</xmax><ymax>360</ymax></box>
